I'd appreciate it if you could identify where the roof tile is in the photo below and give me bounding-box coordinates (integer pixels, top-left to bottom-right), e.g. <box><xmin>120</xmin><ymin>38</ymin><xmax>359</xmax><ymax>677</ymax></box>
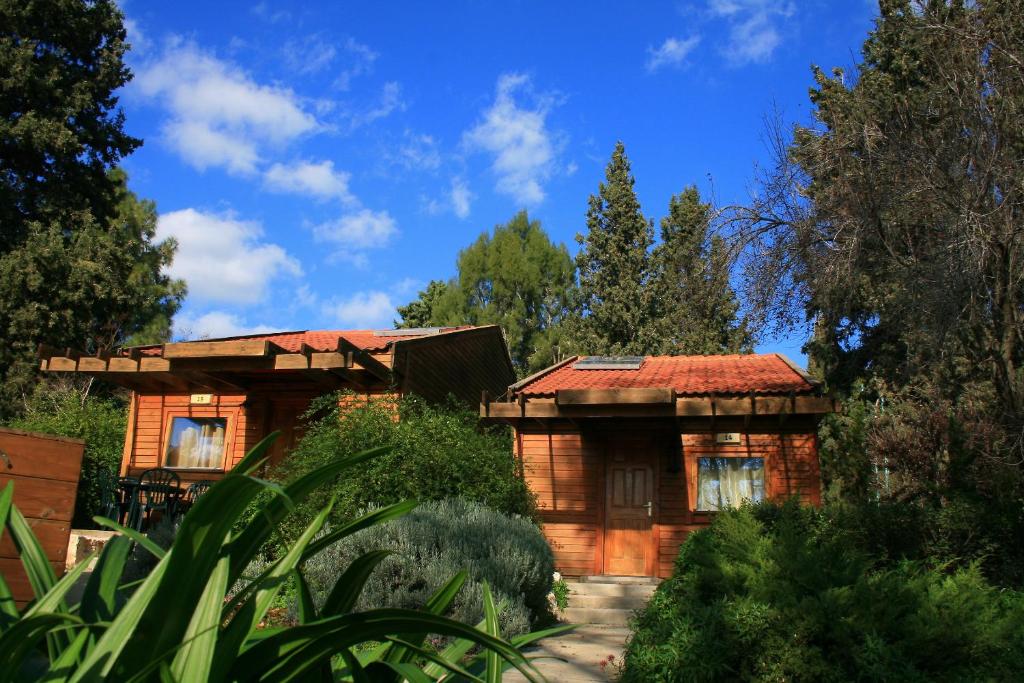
<box><xmin>518</xmin><ymin>354</ymin><xmax>815</xmax><ymax>396</ymax></box>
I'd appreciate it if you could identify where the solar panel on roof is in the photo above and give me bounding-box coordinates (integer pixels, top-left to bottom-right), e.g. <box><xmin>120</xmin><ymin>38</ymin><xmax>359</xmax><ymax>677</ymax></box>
<box><xmin>573</xmin><ymin>356</ymin><xmax>645</xmax><ymax>370</ymax></box>
<box><xmin>372</xmin><ymin>327</ymin><xmax>443</xmax><ymax>337</ymax></box>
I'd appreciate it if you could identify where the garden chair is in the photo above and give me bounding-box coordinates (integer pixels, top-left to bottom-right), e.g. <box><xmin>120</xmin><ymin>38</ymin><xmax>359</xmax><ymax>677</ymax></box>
<box><xmin>176</xmin><ymin>480</ymin><xmax>213</xmax><ymax>518</ymax></box>
<box><xmin>95</xmin><ymin>468</ymin><xmax>121</xmax><ymax>522</ymax></box>
<box><xmin>130</xmin><ymin>468</ymin><xmax>181</xmax><ymax>530</ymax></box>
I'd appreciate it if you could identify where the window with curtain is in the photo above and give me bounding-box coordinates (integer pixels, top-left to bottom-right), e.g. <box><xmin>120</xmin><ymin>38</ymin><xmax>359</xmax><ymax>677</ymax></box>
<box><xmin>164</xmin><ymin>417</ymin><xmax>228</xmax><ymax>469</ymax></box>
<box><xmin>696</xmin><ymin>457</ymin><xmax>765</xmax><ymax>511</ymax></box>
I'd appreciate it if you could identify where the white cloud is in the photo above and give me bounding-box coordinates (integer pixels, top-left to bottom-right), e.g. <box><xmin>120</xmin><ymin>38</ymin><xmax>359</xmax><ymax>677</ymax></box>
<box><xmin>335</xmin><ymin>38</ymin><xmax>379</xmax><ymax>91</ymax></box>
<box><xmin>347</xmin><ymin>81</ymin><xmax>405</xmax><ymax>130</ymax></box>
<box><xmin>708</xmin><ymin>0</ymin><xmax>795</xmax><ymax>65</ymax></box>
<box><xmin>157</xmin><ymin>208</ymin><xmax>302</xmax><ymax>305</ymax></box>
<box><xmin>282</xmin><ymin>36</ymin><xmax>337</xmax><ymax>75</ymax></box>
<box><xmin>322</xmin><ymin>291</ymin><xmax>395</xmax><ymax>328</ymax></box>
<box><xmin>134</xmin><ymin>39</ymin><xmax>319</xmax><ymax>174</ymax></box>
<box><xmin>646</xmin><ymin>36</ymin><xmax>701</xmax><ymax>71</ymax></box>
<box><xmin>313</xmin><ymin>208</ymin><xmax>397</xmax><ymax>249</ymax></box>
<box><xmin>395</xmin><ymin>131</ymin><xmax>442</xmax><ymax>171</ymax></box>
<box><xmin>450</xmin><ymin>177</ymin><xmax>472</xmax><ymax>219</ymax></box>
<box><xmin>463</xmin><ymin>73</ymin><xmax>562</xmax><ymax>205</ymax></box>
<box><xmin>264</xmin><ymin>159</ymin><xmax>357</xmax><ymax>203</ymax></box>
<box><xmin>173</xmin><ymin>311</ymin><xmax>279</xmax><ymax>340</ymax></box>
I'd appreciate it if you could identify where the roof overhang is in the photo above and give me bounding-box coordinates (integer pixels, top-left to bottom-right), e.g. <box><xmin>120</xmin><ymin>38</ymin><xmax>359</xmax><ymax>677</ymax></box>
<box><xmin>481</xmin><ymin>391</ymin><xmax>837</xmax><ymax>421</ymax></box>
<box><xmin>38</xmin><ymin>338</ymin><xmax>391</xmax><ymax>393</ymax></box>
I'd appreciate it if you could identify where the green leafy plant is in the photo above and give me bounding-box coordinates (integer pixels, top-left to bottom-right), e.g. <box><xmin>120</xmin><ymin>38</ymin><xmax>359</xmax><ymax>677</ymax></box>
<box><xmin>550</xmin><ymin>577</ymin><xmax>569</xmax><ymax>612</ymax></box>
<box><xmin>0</xmin><ymin>433</ymin><xmax>570</xmax><ymax>681</ymax></box>
<box><xmin>621</xmin><ymin>500</ymin><xmax>1024</xmax><ymax>682</ymax></box>
<box><xmin>302</xmin><ymin>498</ymin><xmax>556</xmax><ymax>637</ymax></box>
<box><xmin>272</xmin><ymin>392</ymin><xmax>537</xmax><ymax>544</ymax></box>
<box><xmin>5</xmin><ymin>381</ymin><xmax>126</xmax><ymax>527</ymax></box>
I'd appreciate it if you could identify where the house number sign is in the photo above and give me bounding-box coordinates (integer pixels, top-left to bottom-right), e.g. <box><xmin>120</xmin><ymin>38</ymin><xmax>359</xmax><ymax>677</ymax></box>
<box><xmin>190</xmin><ymin>393</ymin><xmax>213</xmax><ymax>405</ymax></box>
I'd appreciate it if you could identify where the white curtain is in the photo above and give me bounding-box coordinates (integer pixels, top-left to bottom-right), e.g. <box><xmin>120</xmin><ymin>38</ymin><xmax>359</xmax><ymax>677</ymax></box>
<box><xmin>697</xmin><ymin>457</ymin><xmax>765</xmax><ymax>511</ymax></box>
<box><xmin>167</xmin><ymin>419</ymin><xmax>227</xmax><ymax>468</ymax></box>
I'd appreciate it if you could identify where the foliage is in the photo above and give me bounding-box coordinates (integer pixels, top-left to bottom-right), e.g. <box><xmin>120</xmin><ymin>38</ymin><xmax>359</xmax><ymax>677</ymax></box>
<box><xmin>271</xmin><ymin>392</ymin><xmax>536</xmax><ymax>543</ymax></box>
<box><xmin>4</xmin><ymin>379</ymin><xmax>126</xmax><ymax>528</ymax></box>
<box><xmin>567</xmin><ymin>141</ymin><xmax>658</xmax><ymax>356</ymax></box>
<box><xmin>0</xmin><ymin>1</ymin><xmax>184</xmax><ymax>418</ymax></box>
<box><xmin>396</xmin><ymin>211</ymin><xmax>576</xmax><ymax>374</ymax></box>
<box><xmin>622</xmin><ymin>500</ymin><xmax>1024</xmax><ymax>682</ymax></box>
<box><xmin>0</xmin><ymin>434</ymin><xmax>568</xmax><ymax>681</ymax></box>
<box><xmin>395</xmin><ymin>280</ymin><xmax>451</xmax><ymax>329</ymax></box>
<box><xmin>733</xmin><ymin>0</ymin><xmax>1024</xmax><ymax>424</ymax></box>
<box><xmin>651</xmin><ymin>186</ymin><xmax>751</xmax><ymax>355</ymax></box>
<box><xmin>302</xmin><ymin>499</ymin><xmax>555</xmax><ymax>639</ymax></box>
<box><xmin>550</xmin><ymin>577</ymin><xmax>569</xmax><ymax>611</ymax></box>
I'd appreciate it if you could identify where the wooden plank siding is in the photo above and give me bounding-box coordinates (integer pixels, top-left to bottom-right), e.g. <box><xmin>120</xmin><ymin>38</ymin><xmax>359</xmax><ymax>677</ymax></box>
<box><xmin>0</xmin><ymin>428</ymin><xmax>85</xmax><ymax>606</ymax></box>
<box><xmin>122</xmin><ymin>388</ymin><xmax>400</xmax><ymax>481</ymax></box>
<box><xmin>518</xmin><ymin>422</ymin><xmax>822</xmax><ymax>578</ymax></box>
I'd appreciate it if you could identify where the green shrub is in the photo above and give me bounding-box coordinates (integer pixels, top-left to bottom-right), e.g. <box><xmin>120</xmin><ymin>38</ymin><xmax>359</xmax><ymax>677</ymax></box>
<box><xmin>0</xmin><ymin>434</ymin><xmax>567</xmax><ymax>681</ymax></box>
<box><xmin>5</xmin><ymin>381</ymin><xmax>126</xmax><ymax>527</ymax></box>
<box><xmin>302</xmin><ymin>498</ymin><xmax>555</xmax><ymax>638</ymax></box>
<box><xmin>622</xmin><ymin>500</ymin><xmax>1024</xmax><ymax>682</ymax></box>
<box><xmin>272</xmin><ymin>392</ymin><xmax>536</xmax><ymax>542</ymax></box>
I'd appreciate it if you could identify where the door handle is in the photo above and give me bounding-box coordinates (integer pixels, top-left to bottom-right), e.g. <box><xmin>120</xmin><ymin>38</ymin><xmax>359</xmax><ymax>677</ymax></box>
<box><xmin>643</xmin><ymin>501</ymin><xmax>653</xmax><ymax>517</ymax></box>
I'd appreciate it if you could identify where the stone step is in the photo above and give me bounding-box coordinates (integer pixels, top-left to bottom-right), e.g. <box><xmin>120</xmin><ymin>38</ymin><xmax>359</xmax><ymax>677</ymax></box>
<box><xmin>568</xmin><ymin>593</ymin><xmax>650</xmax><ymax>610</ymax></box>
<box><xmin>567</xmin><ymin>581</ymin><xmax>657</xmax><ymax>599</ymax></box>
<box><xmin>561</xmin><ymin>606</ymin><xmax>634</xmax><ymax>627</ymax></box>
<box><xmin>579</xmin><ymin>575</ymin><xmax>660</xmax><ymax>585</ymax></box>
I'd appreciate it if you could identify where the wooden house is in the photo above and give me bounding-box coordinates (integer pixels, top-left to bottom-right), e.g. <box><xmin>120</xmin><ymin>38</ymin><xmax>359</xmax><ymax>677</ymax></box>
<box><xmin>40</xmin><ymin>326</ymin><xmax>514</xmax><ymax>482</ymax></box>
<box><xmin>480</xmin><ymin>354</ymin><xmax>836</xmax><ymax>578</ymax></box>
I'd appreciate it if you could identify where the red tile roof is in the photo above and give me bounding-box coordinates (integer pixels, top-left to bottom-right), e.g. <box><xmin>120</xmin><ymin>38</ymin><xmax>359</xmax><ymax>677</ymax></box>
<box><xmin>516</xmin><ymin>354</ymin><xmax>817</xmax><ymax>397</ymax></box>
<box><xmin>131</xmin><ymin>327</ymin><xmax>471</xmax><ymax>357</ymax></box>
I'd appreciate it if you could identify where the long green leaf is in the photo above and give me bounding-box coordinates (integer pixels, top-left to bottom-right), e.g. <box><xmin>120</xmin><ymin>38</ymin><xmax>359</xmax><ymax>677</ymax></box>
<box><xmin>0</xmin><ymin>575</ymin><xmax>18</xmax><ymax>629</ymax></box>
<box><xmin>0</xmin><ymin>613</ymin><xmax>81</xmax><ymax>682</ymax></box>
<box><xmin>384</xmin><ymin>637</ymin><xmax>484</xmax><ymax>683</ymax></box>
<box><xmin>169</xmin><ymin>552</ymin><xmax>229</xmax><ymax>682</ymax></box>
<box><xmin>302</xmin><ymin>499</ymin><xmax>418</xmax><ymax>562</ymax></box>
<box><xmin>111</xmin><ymin>473</ymin><xmax>281</xmax><ymax>675</ymax></box>
<box><xmin>230</xmin><ymin>431</ymin><xmax>278</xmax><ymax>476</ymax></box>
<box><xmin>40</xmin><ymin>629</ymin><xmax>91</xmax><ymax>683</ymax></box>
<box><xmin>68</xmin><ymin>551</ymin><xmax>172</xmax><ymax>682</ymax></box>
<box><xmin>292</xmin><ymin>569</ymin><xmax>316</xmax><ymax>624</ymax></box>
<box><xmin>7</xmin><ymin>505</ymin><xmax>58</xmax><ymax>604</ymax></box>
<box><xmin>227</xmin><ymin>446</ymin><xmax>391</xmax><ymax>585</ymax></box>
<box><xmin>22</xmin><ymin>551</ymin><xmax>95</xmax><ymax>618</ymax></box>
<box><xmin>481</xmin><ymin>583</ymin><xmax>501</xmax><ymax>683</ymax></box>
<box><xmin>80</xmin><ymin>535</ymin><xmax>132</xmax><ymax>625</ymax></box>
<box><xmin>368</xmin><ymin>661</ymin><xmax>434</xmax><ymax>683</ymax></box>
<box><xmin>381</xmin><ymin>571</ymin><xmax>467</xmax><ymax>669</ymax></box>
<box><xmin>92</xmin><ymin>516</ymin><xmax>167</xmax><ymax>560</ymax></box>
<box><xmin>230</xmin><ymin>609</ymin><xmax>542</xmax><ymax>683</ymax></box>
<box><xmin>320</xmin><ymin>550</ymin><xmax>391</xmax><ymax>617</ymax></box>
<box><xmin>0</xmin><ymin>483</ymin><xmax>13</xmax><ymax>548</ymax></box>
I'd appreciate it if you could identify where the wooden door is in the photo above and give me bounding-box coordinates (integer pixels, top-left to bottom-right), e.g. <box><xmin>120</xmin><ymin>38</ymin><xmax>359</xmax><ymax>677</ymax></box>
<box><xmin>604</xmin><ymin>440</ymin><xmax>656</xmax><ymax>576</ymax></box>
<box><xmin>266</xmin><ymin>400</ymin><xmax>308</xmax><ymax>469</ymax></box>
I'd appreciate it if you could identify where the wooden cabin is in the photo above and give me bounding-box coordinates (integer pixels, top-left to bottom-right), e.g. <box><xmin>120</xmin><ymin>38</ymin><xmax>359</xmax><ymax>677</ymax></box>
<box><xmin>40</xmin><ymin>326</ymin><xmax>515</xmax><ymax>483</ymax></box>
<box><xmin>481</xmin><ymin>354</ymin><xmax>836</xmax><ymax>579</ymax></box>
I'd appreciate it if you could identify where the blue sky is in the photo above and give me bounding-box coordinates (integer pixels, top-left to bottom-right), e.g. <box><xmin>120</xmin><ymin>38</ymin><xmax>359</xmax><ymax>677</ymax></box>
<box><xmin>118</xmin><ymin>1</ymin><xmax>879</xmax><ymax>364</ymax></box>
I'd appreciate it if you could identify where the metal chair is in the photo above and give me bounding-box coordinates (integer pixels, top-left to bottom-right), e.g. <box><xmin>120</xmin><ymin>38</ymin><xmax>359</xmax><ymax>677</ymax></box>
<box><xmin>130</xmin><ymin>468</ymin><xmax>181</xmax><ymax>530</ymax></box>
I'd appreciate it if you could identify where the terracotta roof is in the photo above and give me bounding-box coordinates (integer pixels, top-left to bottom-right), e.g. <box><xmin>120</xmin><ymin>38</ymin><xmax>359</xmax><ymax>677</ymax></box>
<box><xmin>131</xmin><ymin>327</ymin><xmax>471</xmax><ymax>357</ymax></box>
<box><xmin>516</xmin><ymin>354</ymin><xmax>817</xmax><ymax>397</ymax></box>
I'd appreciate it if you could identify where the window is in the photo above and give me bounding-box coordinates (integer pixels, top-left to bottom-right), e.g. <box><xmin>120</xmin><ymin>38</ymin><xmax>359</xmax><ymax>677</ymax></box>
<box><xmin>696</xmin><ymin>457</ymin><xmax>765</xmax><ymax>511</ymax></box>
<box><xmin>164</xmin><ymin>417</ymin><xmax>228</xmax><ymax>469</ymax></box>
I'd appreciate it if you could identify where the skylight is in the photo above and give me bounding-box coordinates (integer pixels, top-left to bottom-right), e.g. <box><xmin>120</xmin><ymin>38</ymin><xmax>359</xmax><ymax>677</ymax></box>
<box><xmin>372</xmin><ymin>327</ymin><xmax>444</xmax><ymax>337</ymax></box>
<box><xmin>573</xmin><ymin>356</ymin><xmax>645</xmax><ymax>370</ymax></box>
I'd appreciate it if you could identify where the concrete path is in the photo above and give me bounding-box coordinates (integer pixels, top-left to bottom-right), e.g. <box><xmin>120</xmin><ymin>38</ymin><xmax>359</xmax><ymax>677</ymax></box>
<box><xmin>504</xmin><ymin>625</ymin><xmax>630</xmax><ymax>682</ymax></box>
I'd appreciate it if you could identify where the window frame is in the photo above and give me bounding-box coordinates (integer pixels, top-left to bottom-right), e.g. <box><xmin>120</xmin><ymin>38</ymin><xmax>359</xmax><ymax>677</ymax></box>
<box><xmin>693</xmin><ymin>455</ymin><xmax>766</xmax><ymax>512</ymax></box>
<box><xmin>160</xmin><ymin>412</ymin><xmax>235</xmax><ymax>472</ymax></box>
<box><xmin>685</xmin><ymin>432</ymin><xmax>773</xmax><ymax>513</ymax></box>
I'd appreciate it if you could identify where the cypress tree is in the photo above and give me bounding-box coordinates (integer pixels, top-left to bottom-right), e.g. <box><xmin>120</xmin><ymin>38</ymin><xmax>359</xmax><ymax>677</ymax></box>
<box><xmin>568</xmin><ymin>142</ymin><xmax>656</xmax><ymax>355</ymax></box>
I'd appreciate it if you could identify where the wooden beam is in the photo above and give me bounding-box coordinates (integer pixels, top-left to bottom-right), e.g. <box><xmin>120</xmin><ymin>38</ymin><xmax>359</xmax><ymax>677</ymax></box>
<box><xmin>176</xmin><ymin>370</ymin><xmax>246</xmax><ymax>393</ymax></box>
<box><xmin>46</xmin><ymin>357</ymin><xmax>79</xmax><ymax>372</ymax></box>
<box><xmin>556</xmin><ymin>388</ymin><xmax>674</xmax><ymax>405</ymax></box>
<box><xmin>162</xmin><ymin>339</ymin><xmax>284</xmax><ymax>359</ymax></box>
<box><xmin>309</xmin><ymin>352</ymin><xmax>350</xmax><ymax>370</ymax></box>
<box><xmin>336</xmin><ymin>338</ymin><xmax>391</xmax><ymax>381</ymax></box>
<box><xmin>482</xmin><ymin>394</ymin><xmax>836</xmax><ymax>419</ymax></box>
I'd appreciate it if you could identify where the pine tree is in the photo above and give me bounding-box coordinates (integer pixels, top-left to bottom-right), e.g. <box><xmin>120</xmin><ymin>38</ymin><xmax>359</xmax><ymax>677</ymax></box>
<box><xmin>568</xmin><ymin>142</ymin><xmax>657</xmax><ymax>355</ymax></box>
<box><xmin>395</xmin><ymin>211</ymin><xmax>575</xmax><ymax>374</ymax></box>
<box><xmin>652</xmin><ymin>186</ymin><xmax>749</xmax><ymax>354</ymax></box>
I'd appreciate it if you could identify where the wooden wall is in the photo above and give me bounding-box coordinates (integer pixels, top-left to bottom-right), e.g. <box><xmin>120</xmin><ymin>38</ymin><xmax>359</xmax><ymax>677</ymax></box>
<box><xmin>0</xmin><ymin>428</ymin><xmax>85</xmax><ymax>606</ymax></box>
<box><xmin>519</xmin><ymin>421</ymin><xmax>822</xmax><ymax>578</ymax></box>
<box><xmin>123</xmin><ymin>388</ymin><xmax>400</xmax><ymax>480</ymax></box>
